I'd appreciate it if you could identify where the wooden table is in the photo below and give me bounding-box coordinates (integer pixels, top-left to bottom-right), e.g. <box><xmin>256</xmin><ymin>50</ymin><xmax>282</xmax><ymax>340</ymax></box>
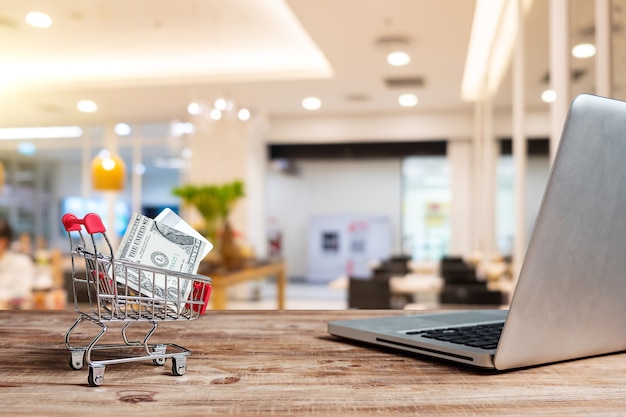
<box><xmin>208</xmin><ymin>261</ymin><xmax>286</xmax><ymax>310</ymax></box>
<box><xmin>2</xmin><ymin>310</ymin><xmax>626</xmax><ymax>416</ymax></box>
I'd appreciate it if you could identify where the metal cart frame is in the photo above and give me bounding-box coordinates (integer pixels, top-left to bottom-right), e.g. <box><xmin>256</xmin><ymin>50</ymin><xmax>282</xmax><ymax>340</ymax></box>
<box><xmin>62</xmin><ymin>213</ymin><xmax>212</xmax><ymax>386</ymax></box>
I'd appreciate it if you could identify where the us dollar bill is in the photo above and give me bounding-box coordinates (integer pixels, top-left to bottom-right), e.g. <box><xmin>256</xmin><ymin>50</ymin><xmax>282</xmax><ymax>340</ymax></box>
<box><xmin>154</xmin><ymin>208</ymin><xmax>213</xmax><ymax>259</ymax></box>
<box><xmin>114</xmin><ymin>212</ymin><xmax>207</xmax><ymax>312</ymax></box>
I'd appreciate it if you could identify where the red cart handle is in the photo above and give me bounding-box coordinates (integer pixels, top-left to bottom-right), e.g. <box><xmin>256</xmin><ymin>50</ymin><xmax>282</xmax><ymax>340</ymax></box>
<box><xmin>62</xmin><ymin>213</ymin><xmax>107</xmax><ymax>234</ymax></box>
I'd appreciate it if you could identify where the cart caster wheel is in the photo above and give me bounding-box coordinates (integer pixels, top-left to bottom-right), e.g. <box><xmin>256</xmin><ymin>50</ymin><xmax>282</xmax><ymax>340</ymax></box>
<box><xmin>69</xmin><ymin>351</ymin><xmax>84</xmax><ymax>370</ymax></box>
<box><xmin>88</xmin><ymin>365</ymin><xmax>105</xmax><ymax>387</ymax></box>
<box><xmin>153</xmin><ymin>357</ymin><xmax>166</xmax><ymax>366</ymax></box>
<box><xmin>172</xmin><ymin>356</ymin><xmax>187</xmax><ymax>376</ymax></box>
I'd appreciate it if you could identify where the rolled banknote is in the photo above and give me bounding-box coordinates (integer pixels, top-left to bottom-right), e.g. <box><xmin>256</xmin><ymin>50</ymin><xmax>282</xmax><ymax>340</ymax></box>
<box><xmin>115</xmin><ymin>212</ymin><xmax>207</xmax><ymax>312</ymax></box>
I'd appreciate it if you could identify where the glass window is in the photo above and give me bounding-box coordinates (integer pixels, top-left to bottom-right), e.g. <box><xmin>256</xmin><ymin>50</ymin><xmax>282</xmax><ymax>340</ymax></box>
<box><xmin>401</xmin><ymin>156</ymin><xmax>451</xmax><ymax>261</ymax></box>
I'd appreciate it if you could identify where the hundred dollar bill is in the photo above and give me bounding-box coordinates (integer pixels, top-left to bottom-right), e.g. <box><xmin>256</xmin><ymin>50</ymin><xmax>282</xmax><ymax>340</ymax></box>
<box><xmin>114</xmin><ymin>212</ymin><xmax>207</xmax><ymax>312</ymax></box>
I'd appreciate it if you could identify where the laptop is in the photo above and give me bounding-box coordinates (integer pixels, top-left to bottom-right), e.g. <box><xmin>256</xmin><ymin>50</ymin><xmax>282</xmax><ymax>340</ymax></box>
<box><xmin>328</xmin><ymin>94</ymin><xmax>626</xmax><ymax>370</ymax></box>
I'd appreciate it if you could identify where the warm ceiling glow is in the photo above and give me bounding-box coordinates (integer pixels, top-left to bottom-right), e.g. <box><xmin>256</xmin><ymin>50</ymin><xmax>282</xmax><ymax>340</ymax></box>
<box><xmin>6</xmin><ymin>0</ymin><xmax>333</xmax><ymax>89</ymax></box>
<box><xmin>387</xmin><ymin>51</ymin><xmax>411</xmax><ymax>66</ymax></box>
<box><xmin>25</xmin><ymin>11</ymin><xmax>52</xmax><ymax>28</ymax></box>
<box><xmin>77</xmin><ymin>100</ymin><xmax>98</xmax><ymax>113</ymax></box>
<box><xmin>398</xmin><ymin>94</ymin><xmax>418</xmax><ymax>107</ymax></box>
<box><xmin>572</xmin><ymin>43</ymin><xmax>596</xmax><ymax>59</ymax></box>
<box><xmin>0</xmin><ymin>126</ymin><xmax>83</xmax><ymax>140</ymax></box>
<box><xmin>302</xmin><ymin>97</ymin><xmax>321</xmax><ymax>110</ymax></box>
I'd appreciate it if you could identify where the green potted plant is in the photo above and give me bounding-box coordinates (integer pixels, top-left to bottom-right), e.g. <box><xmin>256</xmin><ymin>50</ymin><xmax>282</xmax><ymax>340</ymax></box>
<box><xmin>172</xmin><ymin>180</ymin><xmax>245</xmax><ymax>269</ymax></box>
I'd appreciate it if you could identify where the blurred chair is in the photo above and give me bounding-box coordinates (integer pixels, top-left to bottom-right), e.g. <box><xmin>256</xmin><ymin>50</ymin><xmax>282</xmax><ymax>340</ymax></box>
<box><xmin>348</xmin><ymin>277</ymin><xmax>391</xmax><ymax>309</ymax></box>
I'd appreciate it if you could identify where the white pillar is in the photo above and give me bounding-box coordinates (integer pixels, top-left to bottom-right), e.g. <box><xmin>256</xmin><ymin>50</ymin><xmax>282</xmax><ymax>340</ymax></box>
<box><xmin>131</xmin><ymin>132</ymin><xmax>143</xmax><ymax>215</ymax></box>
<box><xmin>595</xmin><ymin>0</ymin><xmax>612</xmax><ymax>97</ymax></box>
<box><xmin>102</xmin><ymin>123</ymin><xmax>121</xmax><ymax>249</ymax></box>
<box><xmin>481</xmin><ymin>96</ymin><xmax>498</xmax><ymax>260</ymax></box>
<box><xmin>448</xmin><ymin>139</ymin><xmax>473</xmax><ymax>257</ymax></box>
<box><xmin>472</xmin><ymin>101</ymin><xmax>484</xmax><ymax>256</ymax></box>
<box><xmin>512</xmin><ymin>0</ymin><xmax>527</xmax><ymax>280</ymax></box>
<box><xmin>549</xmin><ymin>0</ymin><xmax>570</xmax><ymax>163</ymax></box>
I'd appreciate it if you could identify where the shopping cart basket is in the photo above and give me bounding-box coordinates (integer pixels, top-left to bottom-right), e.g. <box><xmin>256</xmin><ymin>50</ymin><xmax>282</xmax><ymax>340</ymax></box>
<box><xmin>62</xmin><ymin>212</ymin><xmax>212</xmax><ymax>386</ymax></box>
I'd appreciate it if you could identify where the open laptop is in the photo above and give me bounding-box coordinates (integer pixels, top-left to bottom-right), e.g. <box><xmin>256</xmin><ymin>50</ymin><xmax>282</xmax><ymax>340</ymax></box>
<box><xmin>328</xmin><ymin>94</ymin><xmax>626</xmax><ymax>370</ymax></box>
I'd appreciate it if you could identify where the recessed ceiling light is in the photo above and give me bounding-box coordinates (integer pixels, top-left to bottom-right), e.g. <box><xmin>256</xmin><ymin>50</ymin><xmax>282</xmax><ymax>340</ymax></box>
<box><xmin>134</xmin><ymin>164</ymin><xmax>146</xmax><ymax>176</ymax></box>
<box><xmin>302</xmin><ymin>97</ymin><xmax>321</xmax><ymax>110</ymax></box>
<box><xmin>387</xmin><ymin>51</ymin><xmax>411</xmax><ymax>66</ymax></box>
<box><xmin>187</xmin><ymin>102</ymin><xmax>202</xmax><ymax>115</ymax></box>
<box><xmin>398</xmin><ymin>94</ymin><xmax>418</xmax><ymax>107</ymax></box>
<box><xmin>541</xmin><ymin>89</ymin><xmax>557</xmax><ymax>103</ymax></box>
<box><xmin>171</xmin><ymin>121</ymin><xmax>196</xmax><ymax>137</ymax></box>
<box><xmin>572</xmin><ymin>43</ymin><xmax>596</xmax><ymax>59</ymax></box>
<box><xmin>214</xmin><ymin>98</ymin><xmax>227</xmax><ymax>111</ymax></box>
<box><xmin>238</xmin><ymin>108</ymin><xmax>251</xmax><ymax>121</ymax></box>
<box><xmin>25</xmin><ymin>11</ymin><xmax>52</xmax><ymax>28</ymax></box>
<box><xmin>77</xmin><ymin>100</ymin><xmax>98</xmax><ymax>113</ymax></box>
<box><xmin>0</xmin><ymin>126</ymin><xmax>83</xmax><ymax>140</ymax></box>
<box><xmin>114</xmin><ymin>123</ymin><xmax>132</xmax><ymax>136</ymax></box>
<box><xmin>210</xmin><ymin>109</ymin><xmax>222</xmax><ymax>120</ymax></box>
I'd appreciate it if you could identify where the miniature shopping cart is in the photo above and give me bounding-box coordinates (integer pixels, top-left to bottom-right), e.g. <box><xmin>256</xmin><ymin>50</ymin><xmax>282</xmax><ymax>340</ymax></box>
<box><xmin>62</xmin><ymin>212</ymin><xmax>212</xmax><ymax>386</ymax></box>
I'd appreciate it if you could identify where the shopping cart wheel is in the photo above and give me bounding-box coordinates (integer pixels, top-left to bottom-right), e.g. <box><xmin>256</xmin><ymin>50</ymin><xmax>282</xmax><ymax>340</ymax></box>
<box><xmin>69</xmin><ymin>350</ymin><xmax>85</xmax><ymax>370</ymax></box>
<box><xmin>88</xmin><ymin>365</ymin><xmax>105</xmax><ymax>387</ymax></box>
<box><xmin>171</xmin><ymin>356</ymin><xmax>187</xmax><ymax>376</ymax></box>
<box><xmin>151</xmin><ymin>344</ymin><xmax>167</xmax><ymax>366</ymax></box>
<box><xmin>153</xmin><ymin>357</ymin><xmax>166</xmax><ymax>366</ymax></box>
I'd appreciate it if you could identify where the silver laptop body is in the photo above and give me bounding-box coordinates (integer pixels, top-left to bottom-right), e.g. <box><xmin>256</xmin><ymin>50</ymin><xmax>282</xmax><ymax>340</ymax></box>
<box><xmin>328</xmin><ymin>94</ymin><xmax>626</xmax><ymax>370</ymax></box>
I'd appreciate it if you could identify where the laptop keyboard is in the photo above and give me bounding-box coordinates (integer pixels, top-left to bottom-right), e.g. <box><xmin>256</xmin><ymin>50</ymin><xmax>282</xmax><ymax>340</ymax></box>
<box><xmin>406</xmin><ymin>322</ymin><xmax>504</xmax><ymax>350</ymax></box>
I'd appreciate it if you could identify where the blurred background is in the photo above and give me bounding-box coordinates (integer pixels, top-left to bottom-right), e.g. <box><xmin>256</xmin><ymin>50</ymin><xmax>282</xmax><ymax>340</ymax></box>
<box><xmin>0</xmin><ymin>0</ymin><xmax>621</xmax><ymax>310</ymax></box>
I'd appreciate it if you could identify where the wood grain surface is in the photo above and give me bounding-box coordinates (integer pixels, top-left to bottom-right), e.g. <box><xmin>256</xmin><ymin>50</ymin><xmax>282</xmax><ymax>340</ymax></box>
<box><xmin>1</xmin><ymin>309</ymin><xmax>626</xmax><ymax>416</ymax></box>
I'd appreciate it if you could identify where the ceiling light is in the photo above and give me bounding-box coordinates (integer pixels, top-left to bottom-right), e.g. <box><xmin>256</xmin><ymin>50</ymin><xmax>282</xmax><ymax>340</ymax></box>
<box><xmin>461</xmin><ymin>0</ymin><xmax>535</xmax><ymax>101</ymax></box>
<box><xmin>114</xmin><ymin>123</ymin><xmax>132</xmax><ymax>136</ymax></box>
<box><xmin>398</xmin><ymin>94</ymin><xmax>418</xmax><ymax>107</ymax></box>
<box><xmin>134</xmin><ymin>164</ymin><xmax>146</xmax><ymax>176</ymax></box>
<box><xmin>0</xmin><ymin>126</ymin><xmax>83</xmax><ymax>140</ymax></box>
<box><xmin>214</xmin><ymin>98</ymin><xmax>227</xmax><ymax>111</ymax></box>
<box><xmin>541</xmin><ymin>89</ymin><xmax>557</xmax><ymax>103</ymax></box>
<box><xmin>77</xmin><ymin>100</ymin><xmax>98</xmax><ymax>113</ymax></box>
<box><xmin>210</xmin><ymin>109</ymin><xmax>222</xmax><ymax>120</ymax></box>
<box><xmin>387</xmin><ymin>51</ymin><xmax>411</xmax><ymax>66</ymax></box>
<box><xmin>302</xmin><ymin>97</ymin><xmax>321</xmax><ymax>110</ymax></box>
<box><xmin>25</xmin><ymin>11</ymin><xmax>52</xmax><ymax>28</ymax></box>
<box><xmin>92</xmin><ymin>150</ymin><xmax>126</xmax><ymax>191</ymax></box>
<box><xmin>238</xmin><ymin>108</ymin><xmax>251</xmax><ymax>121</ymax></box>
<box><xmin>572</xmin><ymin>43</ymin><xmax>596</xmax><ymax>59</ymax></box>
<box><xmin>376</xmin><ymin>35</ymin><xmax>412</xmax><ymax>67</ymax></box>
<box><xmin>187</xmin><ymin>102</ymin><xmax>202</xmax><ymax>115</ymax></box>
<box><xmin>171</xmin><ymin>121</ymin><xmax>196</xmax><ymax>137</ymax></box>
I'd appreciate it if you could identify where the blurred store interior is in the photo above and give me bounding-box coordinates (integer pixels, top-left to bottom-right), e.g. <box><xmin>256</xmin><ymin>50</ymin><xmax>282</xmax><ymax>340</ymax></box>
<box><xmin>0</xmin><ymin>0</ymin><xmax>621</xmax><ymax>310</ymax></box>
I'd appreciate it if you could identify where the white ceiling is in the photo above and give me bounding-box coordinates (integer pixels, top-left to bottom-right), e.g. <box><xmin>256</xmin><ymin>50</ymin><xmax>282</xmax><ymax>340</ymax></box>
<box><xmin>0</xmin><ymin>0</ymin><xmax>614</xmax><ymax>163</ymax></box>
